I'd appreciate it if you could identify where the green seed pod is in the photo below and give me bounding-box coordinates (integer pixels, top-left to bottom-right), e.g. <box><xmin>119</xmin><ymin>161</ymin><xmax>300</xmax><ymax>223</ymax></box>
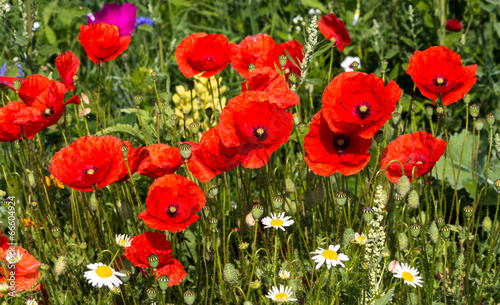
<box><xmin>150</xmin><ymin>71</ymin><xmax>158</xmax><ymax>81</ymax></box>
<box><xmin>133</xmin><ymin>94</ymin><xmax>143</xmax><ymax>106</ymax></box>
<box><xmin>13</xmin><ymin>79</ymin><xmax>22</xmax><ymax>91</ymax></box>
<box><xmin>380</xmin><ymin>59</ymin><xmax>388</xmax><ymax>71</ymax></box>
<box><xmin>297</xmin><ymin>122</ymin><xmax>307</xmax><ymax>134</ymax></box>
<box><xmin>398</xmin><ymin>232</ymin><xmax>408</xmax><ymax>251</ymax></box>
<box><xmin>278</xmin><ymin>54</ymin><xmax>288</xmax><ymax>68</ymax></box>
<box><xmin>223</xmin><ymin>263</ymin><xmax>239</xmax><ymax>284</ymax></box>
<box><xmin>285</xmin><ymin>178</ymin><xmax>296</xmax><ymax>194</ymax></box>
<box><xmin>436</xmin><ymin>216</ymin><xmax>445</xmax><ymax>228</ymax></box>
<box><xmin>397</xmin><ymin>175</ymin><xmax>411</xmax><ymax>197</ymax></box>
<box><xmin>486</xmin><ymin>113</ymin><xmax>495</xmax><ymax>127</ymax></box>
<box><xmin>205</xmin><ymin>107</ymin><xmax>214</xmax><ymax>119</ymax></box>
<box><xmin>51</xmin><ymin>226</ymin><xmax>61</xmax><ymax>239</ymax></box>
<box><xmin>393</xmin><ymin>192</ymin><xmax>403</xmax><ymax>205</ymax></box>
<box><xmin>147</xmin><ymin>254</ymin><xmax>159</xmax><ymax>268</ymax></box>
<box><xmin>374</xmin><ymin>130</ymin><xmax>384</xmax><ymax>144</ymax></box>
<box><xmin>482</xmin><ymin>216</ymin><xmax>492</xmax><ymax>233</ymax></box>
<box><xmin>248</xmin><ymin>63</ymin><xmax>256</xmax><ymax>73</ymax></box>
<box><xmin>419</xmin><ymin>211</ymin><xmax>427</xmax><ymax>226</ymax></box>
<box><xmin>272</xmin><ymin>195</ymin><xmax>284</xmax><ymax>210</ymax></box>
<box><xmin>463</xmin><ymin>93</ymin><xmax>471</xmax><ymax>105</ymax></box>
<box><xmin>169</xmin><ymin>114</ymin><xmax>178</xmax><ymax>127</ymax></box>
<box><xmin>475</xmin><ymin>119</ymin><xmax>484</xmax><ymax>132</ymax></box>
<box><xmin>89</xmin><ymin>192</ymin><xmax>98</xmax><ymax>211</ymax></box>
<box><xmin>362</xmin><ymin>207</ymin><xmax>374</xmax><ymax>223</ymax></box>
<box><xmin>158</xmin><ymin>275</ymin><xmax>170</xmax><ymax>291</ymax></box>
<box><xmin>425</xmin><ymin>106</ymin><xmax>433</xmax><ymax>118</ymax></box>
<box><xmin>65</xmin><ymin>113</ymin><xmax>73</xmax><ymax>125</ymax></box>
<box><xmin>410</xmin><ymin>223</ymin><xmax>421</xmax><ymax>238</ymax></box>
<box><xmin>121</xmin><ymin>145</ymin><xmax>128</xmax><ymax>159</ymax></box>
<box><xmin>209</xmin><ymin>217</ymin><xmax>218</xmax><ymax>229</ymax></box>
<box><xmin>147</xmin><ymin>287</ymin><xmax>156</xmax><ymax>300</ymax></box>
<box><xmin>463</xmin><ymin>205</ymin><xmax>474</xmax><ymax>218</ymax></box>
<box><xmin>469</xmin><ymin>104</ymin><xmax>480</xmax><ymax>118</ymax></box>
<box><xmin>391</xmin><ymin>112</ymin><xmax>401</xmax><ymax>126</ymax></box>
<box><xmin>184</xmin><ymin>290</ymin><xmax>196</xmax><ymax>305</ymax></box>
<box><xmin>440</xmin><ymin>224</ymin><xmax>451</xmax><ymax>239</ymax></box>
<box><xmin>179</xmin><ymin>143</ymin><xmax>192</xmax><ymax>159</ymax></box>
<box><xmin>252</xmin><ymin>204</ymin><xmax>264</xmax><ymax>219</ymax></box>
<box><xmin>407</xmin><ymin>190</ymin><xmax>419</xmax><ymax>209</ymax></box>
<box><xmin>428</xmin><ymin>221</ymin><xmax>439</xmax><ymax>243</ymax></box>
<box><xmin>189</xmin><ymin>121</ymin><xmax>200</xmax><ymax>134</ymax></box>
<box><xmin>120</xmin><ymin>269</ymin><xmax>132</xmax><ymax>283</ymax></box>
<box><xmin>351</xmin><ymin>61</ymin><xmax>359</xmax><ymax>71</ymax></box>
<box><xmin>343</xmin><ymin>228</ymin><xmax>354</xmax><ymax>246</ymax></box>
<box><xmin>288</xmin><ymin>72</ymin><xmax>298</xmax><ymax>84</ymax></box>
<box><xmin>495</xmin><ymin>179</ymin><xmax>500</xmax><ymax>192</ymax></box>
<box><xmin>335</xmin><ymin>191</ymin><xmax>347</xmax><ymax>207</ymax></box>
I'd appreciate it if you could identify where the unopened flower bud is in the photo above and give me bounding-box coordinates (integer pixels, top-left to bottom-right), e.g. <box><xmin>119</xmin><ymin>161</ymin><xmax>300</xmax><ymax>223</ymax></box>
<box><xmin>429</xmin><ymin>222</ymin><xmax>439</xmax><ymax>243</ymax></box>
<box><xmin>186</xmin><ymin>80</ymin><xmax>194</xmax><ymax>90</ymax></box>
<box><xmin>374</xmin><ymin>130</ymin><xmax>384</xmax><ymax>144</ymax></box>
<box><xmin>436</xmin><ymin>106</ymin><xmax>445</xmax><ymax>116</ymax></box>
<box><xmin>482</xmin><ymin>216</ymin><xmax>492</xmax><ymax>233</ymax></box>
<box><xmin>398</xmin><ymin>232</ymin><xmax>408</xmax><ymax>250</ymax></box>
<box><xmin>205</xmin><ymin>107</ymin><xmax>213</xmax><ymax>119</ymax></box>
<box><xmin>469</xmin><ymin>104</ymin><xmax>480</xmax><ymax>118</ymax></box>
<box><xmin>223</xmin><ymin>263</ymin><xmax>239</xmax><ymax>284</ymax></box>
<box><xmin>397</xmin><ymin>175</ymin><xmax>411</xmax><ymax>197</ymax></box>
<box><xmin>54</xmin><ymin>255</ymin><xmax>67</xmax><ymax>276</ymax></box>
<box><xmin>343</xmin><ymin>228</ymin><xmax>354</xmax><ymax>246</ymax></box>
<box><xmin>408</xmin><ymin>190</ymin><xmax>419</xmax><ymax>209</ymax></box>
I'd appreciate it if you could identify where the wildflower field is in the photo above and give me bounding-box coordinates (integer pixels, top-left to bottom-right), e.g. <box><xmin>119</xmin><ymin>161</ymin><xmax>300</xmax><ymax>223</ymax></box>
<box><xmin>1</xmin><ymin>0</ymin><xmax>500</xmax><ymax>304</ymax></box>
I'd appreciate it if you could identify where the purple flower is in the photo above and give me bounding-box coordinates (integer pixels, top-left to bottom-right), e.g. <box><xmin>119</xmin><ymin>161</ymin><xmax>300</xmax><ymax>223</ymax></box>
<box><xmin>87</xmin><ymin>3</ymin><xmax>137</xmax><ymax>37</ymax></box>
<box><xmin>136</xmin><ymin>16</ymin><xmax>153</xmax><ymax>27</ymax></box>
<box><xmin>0</xmin><ymin>64</ymin><xmax>6</xmax><ymax>77</ymax></box>
<box><xmin>16</xmin><ymin>63</ymin><xmax>24</xmax><ymax>77</ymax></box>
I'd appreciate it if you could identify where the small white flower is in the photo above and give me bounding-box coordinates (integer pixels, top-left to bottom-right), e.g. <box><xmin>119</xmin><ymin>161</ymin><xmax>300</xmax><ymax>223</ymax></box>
<box><xmin>26</xmin><ymin>300</ymin><xmax>38</xmax><ymax>305</ymax></box>
<box><xmin>292</xmin><ymin>15</ymin><xmax>303</xmax><ymax>24</ymax></box>
<box><xmin>265</xmin><ymin>284</ymin><xmax>298</xmax><ymax>302</ymax></box>
<box><xmin>32</xmin><ymin>22</ymin><xmax>40</xmax><ymax>31</ymax></box>
<box><xmin>354</xmin><ymin>232</ymin><xmax>368</xmax><ymax>245</ymax></box>
<box><xmin>261</xmin><ymin>212</ymin><xmax>295</xmax><ymax>231</ymax></box>
<box><xmin>392</xmin><ymin>262</ymin><xmax>423</xmax><ymax>288</ymax></box>
<box><xmin>278</xmin><ymin>270</ymin><xmax>291</xmax><ymax>280</ymax></box>
<box><xmin>316</xmin><ymin>9</ymin><xmax>321</xmax><ymax>14</ymax></box>
<box><xmin>115</xmin><ymin>234</ymin><xmax>133</xmax><ymax>248</ymax></box>
<box><xmin>84</xmin><ymin>263</ymin><xmax>125</xmax><ymax>289</ymax></box>
<box><xmin>308</xmin><ymin>8</ymin><xmax>316</xmax><ymax>15</ymax></box>
<box><xmin>310</xmin><ymin>244</ymin><xmax>349</xmax><ymax>269</ymax></box>
<box><xmin>341</xmin><ymin>56</ymin><xmax>361</xmax><ymax>72</ymax></box>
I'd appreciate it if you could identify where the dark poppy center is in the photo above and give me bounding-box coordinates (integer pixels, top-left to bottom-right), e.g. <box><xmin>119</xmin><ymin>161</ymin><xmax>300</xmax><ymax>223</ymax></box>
<box><xmin>166</xmin><ymin>203</ymin><xmax>180</xmax><ymax>218</ymax></box>
<box><xmin>202</xmin><ymin>55</ymin><xmax>216</xmax><ymax>62</ymax></box>
<box><xmin>42</xmin><ymin>106</ymin><xmax>54</xmax><ymax>118</ymax></box>
<box><xmin>82</xmin><ymin>165</ymin><xmax>98</xmax><ymax>175</ymax></box>
<box><xmin>333</xmin><ymin>134</ymin><xmax>350</xmax><ymax>153</ymax></box>
<box><xmin>432</xmin><ymin>75</ymin><xmax>448</xmax><ymax>87</ymax></box>
<box><xmin>353</xmin><ymin>101</ymin><xmax>372</xmax><ymax>119</ymax></box>
<box><xmin>252</xmin><ymin>125</ymin><xmax>268</xmax><ymax>141</ymax></box>
<box><xmin>407</xmin><ymin>154</ymin><xmax>428</xmax><ymax>166</ymax></box>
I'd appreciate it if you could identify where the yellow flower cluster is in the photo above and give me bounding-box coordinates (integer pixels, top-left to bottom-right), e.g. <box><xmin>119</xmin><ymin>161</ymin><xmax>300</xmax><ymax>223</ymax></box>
<box><xmin>172</xmin><ymin>76</ymin><xmax>227</xmax><ymax>126</ymax></box>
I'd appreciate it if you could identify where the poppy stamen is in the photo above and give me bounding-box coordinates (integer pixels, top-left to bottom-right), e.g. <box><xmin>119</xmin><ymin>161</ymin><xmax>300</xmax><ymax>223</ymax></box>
<box><xmin>82</xmin><ymin>165</ymin><xmax>98</xmax><ymax>175</ymax></box>
<box><xmin>353</xmin><ymin>101</ymin><xmax>372</xmax><ymax>119</ymax></box>
<box><xmin>252</xmin><ymin>125</ymin><xmax>268</xmax><ymax>141</ymax></box>
<box><xmin>333</xmin><ymin>134</ymin><xmax>350</xmax><ymax>154</ymax></box>
<box><xmin>42</xmin><ymin>106</ymin><xmax>55</xmax><ymax>118</ymax></box>
<box><xmin>166</xmin><ymin>203</ymin><xmax>180</xmax><ymax>218</ymax></box>
<box><xmin>432</xmin><ymin>75</ymin><xmax>448</xmax><ymax>87</ymax></box>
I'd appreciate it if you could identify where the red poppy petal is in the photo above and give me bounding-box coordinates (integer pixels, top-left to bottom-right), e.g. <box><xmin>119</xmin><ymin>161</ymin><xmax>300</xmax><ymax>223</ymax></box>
<box><xmin>55</xmin><ymin>51</ymin><xmax>80</xmax><ymax>91</ymax></box>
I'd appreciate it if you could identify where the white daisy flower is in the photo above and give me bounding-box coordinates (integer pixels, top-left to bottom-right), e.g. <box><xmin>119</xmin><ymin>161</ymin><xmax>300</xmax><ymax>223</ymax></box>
<box><xmin>310</xmin><ymin>244</ymin><xmax>350</xmax><ymax>269</ymax></box>
<box><xmin>392</xmin><ymin>262</ymin><xmax>423</xmax><ymax>288</ymax></box>
<box><xmin>354</xmin><ymin>232</ymin><xmax>368</xmax><ymax>245</ymax></box>
<box><xmin>84</xmin><ymin>263</ymin><xmax>125</xmax><ymax>289</ymax></box>
<box><xmin>26</xmin><ymin>300</ymin><xmax>38</xmax><ymax>305</ymax></box>
<box><xmin>265</xmin><ymin>284</ymin><xmax>298</xmax><ymax>302</ymax></box>
<box><xmin>115</xmin><ymin>234</ymin><xmax>133</xmax><ymax>248</ymax></box>
<box><xmin>340</xmin><ymin>56</ymin><xmax>361</xmax><ymax>72</ymax></box>
<box><xmin>278</xmin><ymin>270</ymin><xmax>291</xmax><ymax>280</ymax></box>
<box><xmin>261</xmin><ymin>213</ymin><xmax>295</xmax><ymax>231</ymax></box>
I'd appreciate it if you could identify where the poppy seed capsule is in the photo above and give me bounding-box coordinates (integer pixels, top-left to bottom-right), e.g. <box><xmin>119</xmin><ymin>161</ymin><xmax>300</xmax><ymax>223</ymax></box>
<box><xmin>362</xmin><ymin>207</ymin><xmax>374</xmax><ymax>223</ymax></box>
<box><xmin>380</xmin><ymin>59</ymin><xmax>388</xmax><ymax>71</ymax></box>
<box><xmin>495</xmin><ymin>179</ymin><xmax>500</xmax><ymax>192</ymax></box>
<box><xmin>150</xmin><ymin>70</ymin><xmax>157</xmax><ymax>81</ymax></box>
<box><xmin>252</xmin><ymin>204</ymin><xmax>264</xmax><ymax>219</ymax></box>
<box><xmin>374</xmin><ymin>130</ymin><xmax>384</xmax><ymax>144</ymax></box>
<box><xmin>205</xmin><ymin>107</ymin><xmax>213</xmax><ymax>119</ymax></box>
<box><xmin>393</xmin><ymin>192</ymin><xmax>403</xmax><ymax>205</ymax></box>
<box><xmin>469</xmin><ymin>104</ymin><xmax>480</xmax><ymax>118</ymax></box>
<box><xmin>65</xmin><ymin>113</ymin><xmax>73</xmax><ymax>124</ymax></box>
<box><xmin>133</xmin><ymin>94</ymin><xmax>143</xmax><ymax>106</ymax></box>
<box><xmin>147</xmin><ymin>287</ymin><xmax>156</xmax><ymax>300</ymax></box>
<box><xmin>120</xmin><ymin>269</ymin><xmax>131</xmax><ymax>283</ymax></box>
<box><xmin>169</xmin><ymin>114</ymin><xmax>178</xmax><ymax>127</ymax></box>
<box><xmin>209</xmin><ymin>217</ymin><xmax>218</xmax><ymax>229</ymax></box>
<box><xmin>121</xmin><ymin>145</ymin><xmax>128</xmax><ymax>158</ymax></box>
<box><xmin>51</xmin><ymin>226</ymin><xmax>61</xmax><ymax>239</ymax></box>
<box><xmin>335</xmin><ymin>191</ymin><xmax>347</xmax><ymax>206</ymax></box>
<box><xmin>435</xmin><ymin>216</ymin><xmax>445</xmax><ymax>228</ymax></box>
<box><xmin>463</xmin><ymin>93</ymin><xmax>471</xmax><ymax>105</ymax></box>
<box><xmin>289</xmin><ymin>72</ymin><xmax>298</xmax><ymax>84</ymax></box>
<box><xmin>248</xmin><ymin>63</ymin><xmax>256</xmax><ymax>73</ymax></box>
<box><xmin>475</xmin><ymin>119</ymin><xmax>484</xmax><ymax>132</ymax></box>
<box><xmin>463</xmin><ymin>205</ymin><xmax>474</xmax><ymax>218</ymax></box>
<box><xmin>147</xmin><ymin>254</ymin><xmax>159</xmax><ymax>268</ymax></box>
<box><xmin>297</xmin><ymin>122</ymin><xmax>308</xmax><ymax>134</ymax></box>
<box><xmin>158</xmin><ymin>275</ymin><xmax>170</xmax><ymax>291</ymax></box>
<box><xmin>425</xmin><ymin>106</ymin><xmax>434</xmax><ymax>118</ymax></box>
<box><xmin>278</xmin><ymin>54</ymin><xmax>288</xmax><ymax>68</ymax></box>
<box><xmin>272</xmin><ymin>195</ymin><xmax>284</xmax><ymax>209</ymax></box>
<box><xmin>351</xmin><ymin>61</ymin><xmax>359</xmax><ymax>71</ymax></box>
<box><xmin>391</xmin><ymin>112</ymin><xmax>401</xmax><ymax>126</ymax></box>
<box><xmin>13</xmin><ymin>79</ymin><xmax>21</xmax><ymax>91</ymax></box>
<box><xmin>440</xmin><ymin>224</ymin><xmax>451</xmax><ymax>239</ymax></box>
<box><xmin>179</xmin><ymin>143</ymin><xmax>192</xmax><ymax>159</ymax></box>
<box><xmin>410</xmin><ymin>223</ymin><xmax>421</xmax><ymax>238</ymax></box>
<box><xmin>189</xmin><ymin>121</ymin><xmax>200</xmax><ymax>134</ymax></box>
<box><xmin>486</xmin><ymin>113</ymin><xmax>495</xmax><ymax>126</ymax></box>
<box><xmin>184</xmin><ymin>290</ymin><xmax>196</xmax><ymax>305</ymax></box>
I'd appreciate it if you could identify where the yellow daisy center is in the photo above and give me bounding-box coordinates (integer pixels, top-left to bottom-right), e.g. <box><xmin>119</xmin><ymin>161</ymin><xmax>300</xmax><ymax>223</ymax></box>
<box><xmin>95</xmin><ymin>265</ymin><xmax>113</xmax><ymax>278</ymax></box>
<box><xmin>402</xmin><ymin>271</ymin><xmax>414</xmax><ymax>282</ymax></box>
<box><xmin>322</xmin><ymin>249</ymin><xmax>338</xmax><ymax>260</ymax></box>
<box><xmin>270</xmin><ymin>219</ymin><xmax>284</xmax><ymax>227</ymax></box>
<box><xmin>275</xmin><ymin>293</ymin><xmax>289</xmax><ymax>301</ymax></box>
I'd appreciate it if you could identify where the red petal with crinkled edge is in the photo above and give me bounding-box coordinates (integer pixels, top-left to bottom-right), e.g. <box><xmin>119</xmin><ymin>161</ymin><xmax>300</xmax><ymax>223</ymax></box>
<box><xmin>137</xmin><ymin>144</ymin><xmax>183</xmax><ymax>179</ymax></box>
<box><xmin>156</xmin><ymin>258</ymin><xmax>187</xmax><ymax>286</ymax></box>
<box><xmin>318</xmin><ymin>13</ymin><xmax>351</xmax><ymax>51</ymax></box>
<box><xmin>260</xmin><ymin>40</ymin><xmax>303</xmax><ymax>82</ymax></box>
<box><xmin>124</xmin><ymin>232</ymin><xmax>173</xmax><ymax>268</ymax></box>
<box><xmin>56</xmin><ymin>51</ymin><xmax>80</xmax><ymax>91</ymax></box>
<box><xmin>0</xmin><ymin>246</ymin><xmax>41</xmax><ymax>296</ymax></box>
<box><xmin>117</xmin><ymin>141</ymin><xmax>150</xmax><ymax>182</ymax></box>
<box><xmin>0</xmin><ymin>76</ymin><xmax>24</xmax><ymax>91</ymax></box>
<box><xmin>231</xmin><ymin>33</ymin><xmax>276</xmax><ymax>78</ymax></box>
<box><xmin>0</xmin><ymin>101</ymin><xmax>27</xmax><ymax>142</ymax></box>
<box><xmin>78</xmin><ymin>23</ymin><xmax>131</xmax><ymax>64</ymax></box>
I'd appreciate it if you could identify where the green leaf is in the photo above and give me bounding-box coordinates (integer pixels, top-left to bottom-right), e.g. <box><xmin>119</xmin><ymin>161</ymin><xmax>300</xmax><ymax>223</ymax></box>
<box><xmin>170</xmin><ymin>0</ymin><xmax>192</xmax><ymax>7</ymax></box>
<box><xmin>14</xmin><ymin>36</ymin><xmax>28</xmax><ymax>47</ymax></box>
<box><xmin>138</xmin><ymin>24</ymin><xmax>153</xmax><ymax>32</ymax></box>
<box><xmin>311</xmin><ymin>42</ymin><xmax>334</xmax><ymax>59</ymax></box>
<box><xmin>96</xmin><ymin>124</ymin><xmax>145</xmax><ymax>142</ymax></box>
<box><xmin>284</xmin><ymin>48</ymin><xmax>300</xmax><ymax>69</ymax></box>
<box><xmin>38</xmin><ymin>44</ymin><xmax>60</xmax><ymax>57</ymax></box>
<box><xmin>373</xmin><ymin>287</ymin><xmax>395</xmax><ymax>305</ymax></box>
<box><xmin>57</xmin><ymin>7</ymin><xmax>91</xmax><ymax>19</ymax></box>
<box><xmin>301</xmin><ymin>0</ymin><xmax>327</xmax><ymax>13</ymax></box>
<box><xmin>304</xmin><ymin>78</ymin><xmax>323</xmax><ymax>86</ymax></box>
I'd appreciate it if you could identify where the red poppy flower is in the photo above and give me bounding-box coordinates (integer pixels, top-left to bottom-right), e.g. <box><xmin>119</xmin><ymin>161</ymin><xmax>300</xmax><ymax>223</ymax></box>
<box><xmin>55</xmin><ymin>51</ymin><xmax>80</xmax><ymax>91</ymax></box>
<box><xmin>137</xmin><ymin>144</ymin><xmax>183</xmax><ymax>179</ymax></box>
<box><xmin>304</xmin><ymin>110</ymin><xmax>372</xmax><ymax>176</ymax></box>
<box><xmin>0</xmin><ymin>101</ymin><xmax>27</xmax><ymax>142</ymax></box>
<box><xmin>0</xmin><ymin>246</ymin><xmax>41</xmax><ymax>296</ymax></box>
<box><xmin>139</xmin><ymin>174</ymin><xmax>206</xmax><ymax>232</ymax></box>
<box><xmin>0</xmin><ymin>76</ymin><xmax>24</xmax><ymax>91</ymax></box>
<box><xmin>156</xmin><ymin>258</ymin><xmax>187</xmax><ymax>286</ymax></box>
<box><xmin>446</xmin><ymin>19</ymin><xmax>462</xmax><ymax>31</ymax></box>
<box><xmin>318</xmin><ymin>13</ymin><xmax>351</xmax><ymax>51</ymax></box>
<box><xmin>406</xmin><ymin>46</ymin><xmax>477</xmax><ymax>106</ymax></box>
<box><xmin>217</xmin><ymin>91</ymin><xmax>293</xmax><ymax>168</ymax></box>
<box><xmin>49</xmin><ymin>136</ymin><xmax>124</xmax><ymax>192</ymax></box>
<box><xmin>321</xmin><ymin>71</ymin><xmax>402</xmax><ymax>139</ymax></box>
<box><xmin>175</xmin><ymin>33</ymin><xmax>237</xmax><ymax>78</ymax></box>
<box><xmin>380</xmin><ymin>131</ymin><xmax>447</xmax><ymax>183</ymax></box>
<box><xmin>0</xmin><ymin>232</ymin><xmax>9</xmax><ymax>250</ymax></box>
<box><xmin>17</xmin><ymin>75</ymin><xmax>53</xmax><ymax>105</ymax></box>
<box><xmin>186</xmin><ymin>127</ymin><xmax>244</xmax><ymax>182</ymax></box>
<box><xmin>231</xmin><ymin>33</ymin><xmax>276</xmax><ymax>78</ymax></box>
<box><xmin>123</xmin><ymin>231</ymin><xmax>173</xmax><ymax>268</ymax></box>
<box><xmin>261</xmin><ymin>40</ymin><xmax>304</xmax><ymax>81</ymax></box>
<box><xmin>241</xmin><ymin>67</ymin><xmax>299</xmax><ymax>110</ymax></box>
<box><xmin>78</xmin><ymin>23</ymin><xmax>132</xmax><ymax>64</ymax></box>
<box><xmin>117</xmin><ymin>141</ymin><xmax>150</xmax><ymax>182</ymax></box>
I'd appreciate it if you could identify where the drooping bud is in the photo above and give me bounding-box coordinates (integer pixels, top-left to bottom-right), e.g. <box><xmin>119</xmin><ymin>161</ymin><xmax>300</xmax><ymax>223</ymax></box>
<box><xmin>252</xmin><ymin>204</ymin><xmax>264</xmax><ymax>219</ymax></box>
<box><xmin>285</xmin><ymin>178</ymin><xmax>296</xmax><ymax>194</ymax></box>
<box><xmin>89</xmin><ymin>192</ymin><xmax>98</xmax><ymax>211</ymax></box>
<box><xmin>179</xmin><ymin>143</ymin><xmax>192</xmax><ymax>160</ymax></box>
<box><xmin>469</xmin><ymin>104</ymin><xmax>480</xmax><ymax>118</ymax></box>
<box><xmin>223</xmin><ymin>263</ymin><xmax>239</xmax><ymax>284</ymax></box>
<box><xmin>374</xmin><ymin>130</ymin><xmax>384</xmax><ymax>144</ymax></box>
<box><xmin>397</xmin><ymin>175</ymin><xmax>411</xmax><ymax>197</ymax></box>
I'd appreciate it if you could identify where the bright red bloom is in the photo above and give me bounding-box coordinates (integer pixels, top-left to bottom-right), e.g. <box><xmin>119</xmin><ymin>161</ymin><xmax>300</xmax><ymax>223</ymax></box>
<box><xmin>0</xmin><ymin>231</ymin><xmax>9</xmax><ymax>250</ymax></box>
<box><xmin>321</xmin><ymin>71</ymin><xmax>402</xmax><ymax>139</ymax></box>
<box><xmin>17</xmin><ymin>74</ymin><xmax>52</xmax><ymax>104</ymax></box>
<box><xmin>231</xmin><ymin>33</ymin><xmax>276</xmax><ymax>78</ymax></box>
<box><xmin>137</xmin><ymin>144</ymin><xmax>183</xmax><ymax>179</ymax></box>
<box><xmin>186</xmin><ymin>127</ymin><xmax>244</xmax><ymax>182</ymax></box>
<box><xmin>139</xmin><ymin>174</ymin><xmax>206</xmax><ymax>232</ymax></box>
<box><xmin>0</xmin><ymin>76</ymin><xmax>24</xmax><ymax>91</ymax></box>
<box><xmin>242</xmin><ymin>67</ymin><xmax>300</xmax><ymax>110</ymax></box>
<box><xmin>124</xmin><ymin>232</ymin><xmax>173</xmax><ymax>268</ymax></box>
<box><xmin>49</xmin><ymin>136</ymin><xmax>125</xmax><ymax>192</ymax></box>
<box><xmin>407</xmin><ymin>46</ymin><xmax>477</xmax><ymax>106</ymax></box>
<box><xmin>304</xmin><ymin>110</ymin><xmax>372</xmax><ymax>176</ymax></box>
<box><xmin>217</xmin><ymin>91</ymin><xmax>293</xmax><ymax>168</ymax></box>
<box><xmin>175</xmin><ymin>33</ymin><xmax>237</xmax><ymax>78</ymax></box>
<box><xmin>318</xmin><ymin>13</ymin><xmax>351</xmax><ymax>51</ymax></box>
<box><xmin>156</xmin><ymin>258</ymin><xmax>187</xmax><ymax>286</ymax></box>
<box><xmin>261</xmin><ymin>40</ymin><xmax>304</xmax><ymax>81</ymax></box>
<box><xmin>78</xmin><ymin>23</ymin><xmax>131</xmax><ymax>64</ymax></box>
<box><xmin>55</xmin><ymin>51</ymin><xmax>80</xmax><ymax>91</ymax></box>
<box><xmin>118</xmin><ymin>141</ymin><xmax>150</xmax><ymax>182</ymax></box>
<box><xmin>0</xmin><ymin>246</ymin><xmax>41</xmax><ymax>296</ymax></box>
<box><xmin>380</xmin><ymin>131</ymin><xmax>447</xmax><ymax>183</ymax></box>
<box><xmin>446</xmin><ymin>19</ymin><xmax>462</xmax><ymax>31</ymax></box>
<box><xmin>0</xmin><ymin>101</ymin><xmax>27</xmax><ymax>142</ymax></box>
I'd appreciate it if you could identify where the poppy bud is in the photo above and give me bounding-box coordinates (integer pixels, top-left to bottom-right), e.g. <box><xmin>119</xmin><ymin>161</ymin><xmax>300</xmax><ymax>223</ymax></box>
<box><xmin>469</xmin><ymin>104</ymin><xmax>480</xmax><ymax>118</ymax></box>
<box><xmin>179</xmin><ymin>143</ymin><xmax>192</xmax><ymax>159</ymax></box>
<box><xmin>13</xmin><ymin>79</ymin><xmax>21</xmax><ymax>91</ymax></box>
<box><xmin>475</xmin><ymin>119</ymin><xmax>484</xmax><ymax>132</ymax></box>
<box><xmin>278</xmin><ymin>54</ymin><xmax>287</xmax><ymax>68</ymax></box>
<box><xmin>147</xmin><ymin>287</ymin><xmax>156</xmax><ymax>300</ymax></box>
<box><xmin>205</xmin><ymin>107</ymin><xmax>213</xmax><ymax>119</ymax></box>
<box><xmin>486</xmin><ymin>113</ymin><xmax>495</xmax><ymax>127</ymax></box>
<box><xmin>440</xmin><ymin>224</ymin><xmax>451</xmax><ymax>239</ymax></box>
<box><xmin>463</xmin><ymin>205</ymin><xmax>473</xmax><ymax>218</ymax></box>
<box><xmin>482</xmin><ymin>216</ymin><xmax>492</xmax><ymax>233</ymax></box>
<box><xmin>429</xmin><ymin>222</ymin><xmax>439</xmax><ymax>243</ymax></box>
<box><xmin>187</xmin><ymin>80</ymin><xmax>195</xmax><ymax>90</ymax></box>
<box><xmin>248</xmin><ymin>63</ymin><xmax>256</xmax><ymax>73</ymax></box>
<box><xmin>288</xmin><ymin>72</ymin><xmax>298</xmax><ymax>84</ymax></box>
<box><xmin>158</xmin><ymin>275</ymin><xmax>170</xmax><ymax>291</ymax></box>
<box><xmin>120</xmin><ymin>269</ymin><xmax>132</xmax><ymax>283</ymax></box>
<box><xmin>223</xmin><ymin>263</ymin><xmax>239</xmax><ymax>284</ymax></box>
<box><xmin>65</xmin><ymin>113</ymin><xmax>73</xmax><ymax>125</ymax></box>
<box><xmin>435</xmin><ymin>216</ymin><xmax>445</xmax><ymax>228</ymax></box>
<box><xmin>39</xmin><ymin>263</ymin><xmax>50</xmax><ymax>271</ymax></box>
<box><xmin>397</xmin><ymin>175</ymin><xmax>411</xmax><ymax>197</ymax></box>
<box><xmin>122</xmin><ymin>145</ymin><xmax>128</xmax><ymax>159</ymax></box>
<box><xmin>89</xmin><ymin>192</ymin><xmax>98</xmax><ymax>211</ymax></box>
<box><xmin>169</xmin><ymin>114</ymin><xmax>178</xmax><ymax>127</ymax></box>
<box><xmin>391</xmin><ymin>112</ymin><xmax>401</xmax><ymax>126</ymax></box>
<box><xmin>410</xmin><ymin>223</ymin><xmax>421</xmax><ymax>238</ymax></box>
<box><xmin>208</xmin><ymin>185</ymin><xmax>218</xmax><ymax>198</ymax></box>
<box><xmin>54</xmin><ymin>255</ymin><xmax>68</xmax><ymax>276</ymax></box>
<box><xmin>184</xmin><ymin>290</ymin><xmax>196</xmax><ymax>305</ymax></box>
<box><xmin>272</xmin><ymin>195</ymin><xmax>284</xmax><ymax>209</ymax></box>
<box><xmin>252</xmin><ymin>204</ymin><xmax>264</xmax><ymax>219</ymax></box>
<box><xmin>335</xmin><ymin>191</ymin><xmax>347</xmax><ymax>207</ymax></box>
<box><xmin>297</xmin><ymin>122</ymin><xmax>307</xmax><ymax>134</ymax></box>
<box><xmin>398</xmin><ymin>232</ymin><xmax>408</xmax><ymax>250</ymax></box>
<box><xmin>408</xmin><ymin>190</ymin><xmax>419</xmax><ymax>209</ymax></box>
<box><xmin>133</xmin><ymin>94</ymin><xmax>143</xmax><ymax>106</ymax></box>
<box><xmin>463</xmin><ymin>93</ymin><xmax>471</xmax><ymax>105</ymax></box>
<box><xmin>343</xmin><ymin>228</ymin><xmax>354</xmax><ymax>246</ymax></box>
<box><xmin>380</xmin><ymin>59</ymin><xmax>388</xmax><ymax>71</ymax></box>
<box><xmin>351</xmin><ymin>61</ymin><xmax>359</xmax><ymax>71</ymax></box>
<box><xmin>495</xmin><ymin>179</ymin><xmax>500</xmax><ymax>192</ymax></box>
<box><xmin>362</xmin><ymin>207</ymin><xmax>374</xmax><ymax>223</ymax></box>
<box><xmin>209</xmin><ymin>217</ymin><xmax>218</xmax><ymax>229</ymax></box>
<box><xmin>374</xmin><ymin>130</ymin><xmax>384</xmax><ymax>144</ymax></box>
<box><xmin>51</xmin><ymin>226</ymin><xmax>61</xmax><ymax>239</ymax></box>
<box><xmin>189</xmin><ymin>121</ymin><xmax>200</xmax><ymax>134</ymax></box>
<box><xmin>435</xmin><ymin>106</ymin><xmax>444</xmax><ymax>116</ymax></box>
<box><xmin>150</xmin><ymin>71</ymin><xmax>158</xmax><ymax>81</ymax></box>
<box><xmin>425</xmin><ymin>106</ymin><xmax>433</xmax><ymax>118</ymax></box>
<box><xmin>147</xmin><ymin>254</ymin><xmax>159</xmax><ymax>268</ymax></box>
